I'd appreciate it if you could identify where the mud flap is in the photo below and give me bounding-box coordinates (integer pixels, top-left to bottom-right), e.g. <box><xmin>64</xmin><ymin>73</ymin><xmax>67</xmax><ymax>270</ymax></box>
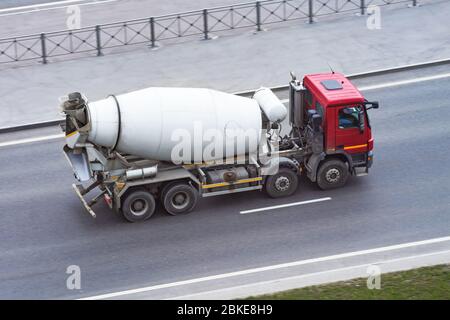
<box><xmin>306</xmin><ymin>152</ymin><xmax>325</xmax><ymax>182</ymax></box>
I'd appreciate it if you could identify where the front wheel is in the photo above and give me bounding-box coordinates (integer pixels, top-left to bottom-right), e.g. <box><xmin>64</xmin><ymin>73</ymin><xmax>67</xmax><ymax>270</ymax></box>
<box><xmin>264</xmin><ymin>168</ymin><xmax>299</xmax><ymax>198</ymax></box>
<box><xmin>316</xmin><ymin>159</ymin><xmax>349</xmax><ymax>190</ymax></box>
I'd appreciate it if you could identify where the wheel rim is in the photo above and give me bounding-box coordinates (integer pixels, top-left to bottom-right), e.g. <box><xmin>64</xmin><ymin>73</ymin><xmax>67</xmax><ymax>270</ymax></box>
<box><xmin>325</xmin><ymin>168</ymin><xmax>340</xmax><ymax>183</ymax></box>
<box><xmin>274</xmin><ymin>176</ymin><xmax>290</xmax><ymax>192</ymax></box>
<box><xmin>171</xmin><ymin>191</ymin><xmax>189</xmax><ymax>210</ymax></box>
<box><xmin>130</xmin><ymin>198</ymin><xmax>148</xmax><ymax>216</ymax></box>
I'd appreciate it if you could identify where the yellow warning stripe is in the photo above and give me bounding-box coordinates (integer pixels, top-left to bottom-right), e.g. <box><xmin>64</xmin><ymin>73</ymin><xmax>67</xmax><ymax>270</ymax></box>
<box><xmin>65</xmin><ymin>131</ymin><xmax>79</xmax><ymax>138</ymax></box>
<box><xmin>202</xmin><ymin>177</ymin><xmax>262</xmax><ymax>189</ymax></box>
<box><xmin>344</xmin><ymin>143</ymin><xmax>367</xmax><ymax>150</ymax></box>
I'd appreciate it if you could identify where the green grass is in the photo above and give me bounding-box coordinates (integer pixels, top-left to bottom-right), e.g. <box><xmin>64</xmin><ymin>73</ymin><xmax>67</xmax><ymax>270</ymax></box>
<box><xmin>247</xmin><ymin>264</ymin><xmax>450</xmax><ymax>300</ymax></box>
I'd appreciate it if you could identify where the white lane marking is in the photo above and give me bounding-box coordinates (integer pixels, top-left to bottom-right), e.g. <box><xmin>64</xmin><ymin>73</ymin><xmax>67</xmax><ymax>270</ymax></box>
<box><xmin>0</xmin><ymin>134</ymin><xmax>63</xmax><ymax>148</ymax></box>
<box><xmin>168</xmin><ymin>249</ymin><xmax>450</xmax><ymax>300</ymax></box>
<box><xmin>79</xmin><ymin>235</ymin><xmax>450</xmax><ymax>300</ymax></box>
<box><xmin>0</xmin><ymin>0</ymin><xmax>86</xmax><ymax>12</ymax></box>
<box><xmin>240</xmin><ymin>197</ymin><xmax>331</xmax><ymax>214</ymax></box>
<box><xmin>0</xmin><ymin>0</ymin><xmax>118</xmax><ymax>16</ymax></box>
<box><xmin>358</xmin><ymin>72</ymin><xmax>450</xmax><ymax>91</ymax></box>
<box><xmin>279</xmin><ymin>72</ymin><xmax>450</xmax><ymax>104</ymax></box>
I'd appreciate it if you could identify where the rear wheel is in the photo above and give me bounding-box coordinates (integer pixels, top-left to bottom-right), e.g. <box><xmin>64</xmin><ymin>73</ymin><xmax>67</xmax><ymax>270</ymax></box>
<box><xmin>162</xmin><ymin>182</ymin><xmax>199</xmax><ymax>215</ymax></box>
<box><xmin>121</xmin><ymin>189</ymin><xmax>156</xmax><ymax>222</ymax></box>
<box><xmin>264</xmin><ymin>168</ymin><xmax>299</xmax><ymax>198</ymax></box>
<box><xmin>317</xmin><ymin>159</ymin><xmax>349</xmax><ymax>190</ymax></box>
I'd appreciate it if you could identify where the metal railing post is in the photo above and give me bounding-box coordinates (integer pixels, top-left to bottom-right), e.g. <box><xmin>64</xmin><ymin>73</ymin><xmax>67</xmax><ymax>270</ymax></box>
<box><xmin>256</xmin><ymin>1</ymin><xmax>261</xmax><ymax>31</ymax></box>
<box><xmin>40</xmin><ymin>33</ymin><xmax>47</xmax><ymax>64</ymax></box>
<box><xmin>95</xmin><ymin>25</ymin><xmax>103</xmax><ymax>56</ymax></box>
<box><xmin>150</xmin><ymin>17</ymin><xmax>156</xmax><ymax>48</ymax></box>
<box><xmin>203</xmin><ymin>9</ymin><xmax>209</xmax><ymax>40</ymax></box>
<box><xmin>308</xmin><ymin>0</ymin><xmax>314</xmax><ymax>24</ymax></box>
<box><xmin>361</xmin><ymin>0</ymin><xmax>365</xmax><ymax>15</ymax></box>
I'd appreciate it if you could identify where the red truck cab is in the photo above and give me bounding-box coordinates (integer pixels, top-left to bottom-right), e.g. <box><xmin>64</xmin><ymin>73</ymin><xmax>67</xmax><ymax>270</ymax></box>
<box><xmin>292</xmin><ymin>72</ymin><xmax>378</xmax><ymax>189</ymax></box>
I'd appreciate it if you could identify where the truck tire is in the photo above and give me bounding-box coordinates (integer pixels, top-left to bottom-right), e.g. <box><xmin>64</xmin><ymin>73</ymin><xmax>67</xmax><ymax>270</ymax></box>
<box><xmin>264</xmin><ymin>168</ymin><xmax>299</xmax><ymax>198</ymax></box>
<box><xmin>162</xmin><ymin>183</ymin><xmax>199</xmax><ymax>216</ymax></box>
<box><xmin>122</xmin><ymin>189</ymin><xmax>156</xmax><ymax>222</ymax></box>
<box><xmin>317</xmin><ymin>159</ymin><xmax>349</xmax><ymax>190</ymax></box>
<box><xmin>160</xmin><ymin>181</ymin><xmax>182</xmax><ymax>202</ymax></box>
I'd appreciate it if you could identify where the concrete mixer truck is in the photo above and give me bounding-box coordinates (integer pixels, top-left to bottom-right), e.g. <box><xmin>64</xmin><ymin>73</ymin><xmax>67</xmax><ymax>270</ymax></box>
<box><xmin>60</xmin><ymin>72</ymin><xmax>378</xmax><ymax>222</ymax></box>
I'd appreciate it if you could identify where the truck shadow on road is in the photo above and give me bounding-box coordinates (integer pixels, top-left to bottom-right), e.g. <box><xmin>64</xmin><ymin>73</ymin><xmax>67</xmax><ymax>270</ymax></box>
<box><xmin>73</xmin><ymin>173</ymin><xmax>369</xmax><ymax>228</ymax></box>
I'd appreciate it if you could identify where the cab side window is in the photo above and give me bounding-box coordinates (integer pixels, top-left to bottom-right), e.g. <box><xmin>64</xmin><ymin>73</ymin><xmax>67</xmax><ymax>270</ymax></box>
<box><xmin>338</xmin><ymin>106</ymin><xmax>362</xmax><ymax>129</ymax></box>
<box><xmin>315</xmin><ymin>101</ymin><xmax>324</xmax><ymax>119</ymax></box>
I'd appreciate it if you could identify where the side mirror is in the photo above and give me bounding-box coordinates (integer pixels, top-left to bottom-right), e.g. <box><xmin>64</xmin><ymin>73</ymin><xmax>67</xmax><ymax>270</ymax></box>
<box><xmin>365</xmin><ymin>101</ymin><xmax>379</xmax><ymax>110</ymax></box>
<box><xmin>358</xmin><ymin>110</ymin><xmax>365</xmax><ymax>133</ymax></box>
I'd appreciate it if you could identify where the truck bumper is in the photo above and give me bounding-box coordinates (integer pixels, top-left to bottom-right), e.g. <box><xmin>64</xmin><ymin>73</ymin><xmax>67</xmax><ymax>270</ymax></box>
<box><xmin>367</xmin><ymin>151</ymin><xmax>374</xmax><ymax>168</ymax></box>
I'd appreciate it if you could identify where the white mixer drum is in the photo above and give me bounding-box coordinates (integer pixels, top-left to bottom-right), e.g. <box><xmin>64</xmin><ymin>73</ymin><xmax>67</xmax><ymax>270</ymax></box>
<box><xmin>87</xmin><ymin>87</ymin><xmax>262</xmax><ymax>163</ymax></box>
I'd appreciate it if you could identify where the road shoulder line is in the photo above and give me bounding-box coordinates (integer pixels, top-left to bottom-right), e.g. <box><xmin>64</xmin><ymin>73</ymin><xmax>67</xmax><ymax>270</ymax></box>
<box><xmin>79</xmin><ymin>235</ymin><xmax>450</xmax><ymax>300</ymax></box>
<box><xmin>168</xmin><ymin>249</ymin><xmax>450</xmax><ymax>300</ymax></box>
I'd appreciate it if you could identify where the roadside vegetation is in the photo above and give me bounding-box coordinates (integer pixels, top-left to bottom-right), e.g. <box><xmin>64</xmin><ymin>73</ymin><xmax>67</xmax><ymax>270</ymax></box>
<box><xmin>247</xmin><ymin>264</ymin><xmax>450</xmax><ymax>300</ymax></box>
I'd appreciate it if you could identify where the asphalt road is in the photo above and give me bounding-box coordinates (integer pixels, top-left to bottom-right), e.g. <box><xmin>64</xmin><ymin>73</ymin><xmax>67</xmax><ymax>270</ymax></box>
<box><xmin>0</xmin><ymin>73</ymin><xmax>449</xmax><ymax>299</ymax></box>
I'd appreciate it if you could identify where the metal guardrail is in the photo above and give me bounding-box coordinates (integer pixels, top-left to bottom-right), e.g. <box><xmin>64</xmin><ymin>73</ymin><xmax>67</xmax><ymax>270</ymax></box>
<box><xmin>0</xmin><ymin>0</ymin><xmax>416</xmax><ymax>65</ymax></box>
<box><xmin>0</xmin><ymin>56</ymin><xmax>448</xmax><ymax>134</ymax></box>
